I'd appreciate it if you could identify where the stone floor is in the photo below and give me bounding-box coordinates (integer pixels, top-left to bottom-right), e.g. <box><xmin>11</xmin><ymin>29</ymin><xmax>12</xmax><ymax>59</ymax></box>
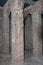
<box><xmin>0</xmin><ymin>50</ymin><xmax>43</xmax><ymax>65</ymax></box>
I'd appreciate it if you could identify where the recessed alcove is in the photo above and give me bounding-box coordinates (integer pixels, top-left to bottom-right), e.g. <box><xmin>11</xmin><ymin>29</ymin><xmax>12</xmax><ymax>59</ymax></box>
<box><xmin>41</xmin><ymin>14</ymin><xmax>43</xmax><ymax>55</ymax></box>
<box><xmin>24</xmin><ymin>14</ymin><xmax>33</xmax><ymax>59</ymax></box>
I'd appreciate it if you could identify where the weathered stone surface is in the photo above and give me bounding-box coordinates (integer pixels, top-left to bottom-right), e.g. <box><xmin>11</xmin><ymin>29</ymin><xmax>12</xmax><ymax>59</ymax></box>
<box><xmin>0</xmin><ymin>1</ymin><xmax>43</xmax><ymax>65</ymax></box>
<box><xmin>11</xmin><ymin>0</ymin><xmax>24</xmax><ymax>61</ymax></box>
<box><xmin>24</xmin><ymin>1</ymin><xmax>43</xmax><ymax>17</ymax></box>
<box><xmin>2</xmin><ymin>9</ymin><xmax>9</xmax><ymax>54</ymax></box>
<box><xmin>32</xmin><ymin>12</ymin><xmax>42</xmax><ymax>56</ymax></box>
<box><xmin>0</xmin><ymin>7</ymin><xmax>3</xmax><ymax>53</ymax></box>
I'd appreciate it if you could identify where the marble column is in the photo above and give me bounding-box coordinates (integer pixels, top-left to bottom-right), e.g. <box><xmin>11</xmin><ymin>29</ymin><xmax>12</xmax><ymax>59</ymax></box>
<box><xmin>2</xmin><ymin>11</ymin><xmax>9</xmax><ymax>54</ymax></box>
<box><xmin>32</xmin><ymin>11</ymin><xmax>42</xmax><ymax>56</ymax></box>
<box><xmin>11</xmin><ymin>0</ymin><xmax>24</xmax><ymax>61</ymax></box>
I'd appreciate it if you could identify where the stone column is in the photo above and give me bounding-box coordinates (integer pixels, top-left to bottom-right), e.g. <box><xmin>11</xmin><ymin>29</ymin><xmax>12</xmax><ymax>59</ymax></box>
<box><xmin>32</xmin><ymin>11</ymin><xmax>42</xmax><ymax>56</ymax></box>
<box><xmin>0</xmin><ymin>8</ymin><xmax>3</xmax><ymax>53</ymax></box>
<box><xmin>2</xmin><ymin>11</ymin><xmax>9</xmax><ymax>54</ymax></box>
<box><xmin>11</xmin><ymin>0</ymin><xmax>24</xmax><ymax>61</ymax></box>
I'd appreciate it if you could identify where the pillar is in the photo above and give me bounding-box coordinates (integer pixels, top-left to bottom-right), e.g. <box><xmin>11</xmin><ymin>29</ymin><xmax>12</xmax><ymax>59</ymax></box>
<box><xmin>32</xmin><ymin>11</ymin><xmax>42</xmax><ymax>56</ymax></box>
<box><xmin>11</xmin><ymin>0</ymin><xmax>24</xmax><ymax>61</ymax></box>
<box><xmin>0</xmin><ymin>8</ymin><xmax>3</xmax><ymax>53</ymax></box>
<box><xmin>2</xmin><ymin>11</ymin><xmax>9</xmax><ymax>54</ymax></box>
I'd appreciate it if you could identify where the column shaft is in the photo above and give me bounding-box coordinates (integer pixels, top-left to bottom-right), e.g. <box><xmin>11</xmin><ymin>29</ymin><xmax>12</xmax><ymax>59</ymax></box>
<box><xmin>11</xmin><ymin>0</ymin><xmax>24</xmax><ymax>61</ymax></box>
<box><xmin>2</xmin><ymin>13</ymin><xmax>9</xmax><ymax>54</ymax></box>
<box><xmin>32</xmin><ymin>12</ymin><xmax>42</xmax><ymax>56</ymax></box>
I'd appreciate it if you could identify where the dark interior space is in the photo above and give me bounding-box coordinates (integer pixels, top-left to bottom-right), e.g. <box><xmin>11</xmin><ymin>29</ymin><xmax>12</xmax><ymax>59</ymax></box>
<box><xmin>9</xmin><ymin>12</ymin><xmax>11</xmax><ymax>54</ymax></box>
<box><xmin>41</xmin><ymin>14</ymin><xmax>43</xmax><ymax>55</ymax></box>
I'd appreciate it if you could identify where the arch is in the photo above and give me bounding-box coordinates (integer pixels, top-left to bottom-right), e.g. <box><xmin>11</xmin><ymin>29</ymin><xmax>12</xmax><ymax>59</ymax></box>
<box><xmin>2</xmin><ymin>0</ymin><xmax>43</xmax><ymax>62</ymax></box>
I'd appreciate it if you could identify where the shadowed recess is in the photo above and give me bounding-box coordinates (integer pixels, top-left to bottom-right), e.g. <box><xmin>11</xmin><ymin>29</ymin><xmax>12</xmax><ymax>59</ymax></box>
<box><xmin>24</xmin><ymin>3</ymin><xmax>30</xmax><ymax>8</ymax></box>
<box><xmin>32</xmin><ymin>0</ymin><xmax>39</xmax><ymax>2</ymax></box>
